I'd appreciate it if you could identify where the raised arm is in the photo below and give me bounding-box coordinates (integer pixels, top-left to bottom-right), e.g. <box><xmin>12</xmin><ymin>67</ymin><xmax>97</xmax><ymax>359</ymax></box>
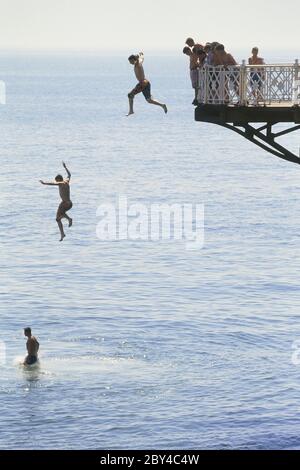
<box><xmin>138</xmin><ymin>52</ymin><xmax>144</xmax><ymax>64</ymax></box>
<box><xmin>62</xmin><ymin>161</ymin><xmax>71</xmax><ymax>181</ymax></box>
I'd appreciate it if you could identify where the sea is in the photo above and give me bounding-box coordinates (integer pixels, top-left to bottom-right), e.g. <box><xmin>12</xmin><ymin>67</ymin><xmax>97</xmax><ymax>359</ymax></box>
<box><xmin>1</xmin><ymin>50</ymin><xmax>300</xmax><ymax>450</ymax></box>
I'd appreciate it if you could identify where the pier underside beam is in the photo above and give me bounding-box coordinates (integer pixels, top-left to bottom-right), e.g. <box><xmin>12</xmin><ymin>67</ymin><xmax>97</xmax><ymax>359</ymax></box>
<box><xmin>224</xmin><ymin>122</ymin><xmax>300</xmax><ymax>165</ymax></box>
<box><xmin>195</xmin><ymin>104</ymin><xmax>300</xmax><ymax>165</ymax></box>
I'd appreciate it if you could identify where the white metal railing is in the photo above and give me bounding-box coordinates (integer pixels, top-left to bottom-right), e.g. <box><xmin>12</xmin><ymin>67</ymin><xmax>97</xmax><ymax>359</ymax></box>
<box><xmin>197</xmin><ymin>60</ymin><xmax>300</xmax><ymax>106</ymax></box>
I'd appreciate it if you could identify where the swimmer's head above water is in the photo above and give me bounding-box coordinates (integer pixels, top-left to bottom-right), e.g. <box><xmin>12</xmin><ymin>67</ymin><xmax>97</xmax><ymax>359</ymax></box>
<box><xmin>24</xmin><ymin>327</ymin><xmax>32</xmax><ymax>337</ymax></box>
<box><xmin>55</xmin><ymin>174</ymin><xmax>64</xmax><ymax>182</ymax></box>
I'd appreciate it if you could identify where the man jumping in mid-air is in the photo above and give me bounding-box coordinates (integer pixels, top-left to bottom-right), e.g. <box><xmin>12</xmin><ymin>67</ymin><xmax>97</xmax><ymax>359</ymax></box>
<box><xmin>40</xmin><ymin>162</ymin><xmax>73</xmax><ymax>242</ymax></box>
<box><xmin>127</xmin><ymin>52</ymin><xmax>168</xmax><ymax>116</ymax></box>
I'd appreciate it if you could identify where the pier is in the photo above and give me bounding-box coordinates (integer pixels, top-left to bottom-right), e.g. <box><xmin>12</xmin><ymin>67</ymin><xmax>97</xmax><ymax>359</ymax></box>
<box><xmin>195</xmin><ymin>61</ymin><xmax>300</xmax><ymax>164</ymax></box>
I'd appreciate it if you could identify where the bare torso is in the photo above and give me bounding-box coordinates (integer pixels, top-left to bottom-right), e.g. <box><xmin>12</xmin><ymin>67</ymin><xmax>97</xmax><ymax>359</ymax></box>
<box><xmin>214</xmin><ymin>51</ymin><xmax>237</xmax><ymax>66</ymax></box>
<box><xmin>249</xmin><ymin>56</ymin><xmax>264</xmax><ymax>65</ymax></box>
<box><xmin>226</xmin><ymin>53</ymin><xmax>237</xmax><ymax>66</ymax></box>
<box><xmin>213</xmin><ymin>51</ymin><xmax>226</xmax><ymax>66</ymax></box>
<box><xmin>190</xmin><ymin>53</ymin><xmax>199</xmax><ymax>70</ymax></box>
<box><xmin>134</xmin><ymin>61</ymin><xmax>146</xmax><ymax>83</ymax></box>
<box><xmin>59</xmin><ymin>181</ymin><xmax>71</xmax><ymax>202</ymax></box>
<box><xmin>27</xmin><ymin>336</ymin><xmax>39</xmax><ymax>356</ymax></box>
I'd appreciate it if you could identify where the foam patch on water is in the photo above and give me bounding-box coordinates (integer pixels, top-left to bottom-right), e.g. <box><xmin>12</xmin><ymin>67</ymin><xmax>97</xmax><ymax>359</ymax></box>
<box><xmin>44</xmin><ymin>355</ymin><xmax>149</xmax><ymax>375</ymax></box>
<box><xmin>13</xmin><ymin>354</ymin><xmax>163</xmax><ymax>382</ymax></box>
<box><xmin>10</xmin><ymin>355</ymin><xmax>46</xmax><ymax>378</ymax></box>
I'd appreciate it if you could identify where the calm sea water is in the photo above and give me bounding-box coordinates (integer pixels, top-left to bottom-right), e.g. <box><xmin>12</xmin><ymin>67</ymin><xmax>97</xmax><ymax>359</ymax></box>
<box><xmin>1</xmin><ymin>52</ymin><xmax>300</xmax><ymax>450</ymax></box>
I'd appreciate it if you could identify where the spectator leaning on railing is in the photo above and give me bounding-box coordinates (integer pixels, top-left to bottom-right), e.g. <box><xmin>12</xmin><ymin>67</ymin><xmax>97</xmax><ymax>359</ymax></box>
<box><xmin>213</xmin><ymin>44</ymin><xmax>237</xmax><ymax>66</ymax></box>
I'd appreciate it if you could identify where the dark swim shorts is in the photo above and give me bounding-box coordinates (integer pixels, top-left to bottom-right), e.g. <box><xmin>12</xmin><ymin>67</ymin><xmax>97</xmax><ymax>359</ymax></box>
<box><xmin>141</xmin><ymin>81</ymin><xmax>151</xmax><ymax>100</ymax></box>
<box><xmin>57</xmin><ymin>200</ymin><xmax>73</xmax><ymax>219</ymax></box>
<box><xmin>128</xmin><ymin>80</ymin><xmax>152</xmax><ymax>101</ymax></box>
<box><xmin>25</xmin><ymin>355</ymin><xmax>38</xmax><ymax>365</ymax></box>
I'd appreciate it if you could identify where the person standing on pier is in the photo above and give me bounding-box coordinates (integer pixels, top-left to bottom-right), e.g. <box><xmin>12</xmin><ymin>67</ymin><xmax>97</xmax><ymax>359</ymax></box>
<box><xmin>212</xmin><ymin>44</ymin><xmax>238</xmax><ymax>103</ymax></box>
<box><xmin>248</xmin><ymin>47</ymin><xmax>264</xmax><ymax>67</ymax></box>
<box><xmin>183</xmin><ymin>38</ymin><xmax>206</xmax><ymax>105</ymax></box>
<box><xmin>183</xmin><ymin>45</ymin><xmax>200</xmax><ymax>105</ymax></box>
<box><xmin>249</xmin><ymin>47</ymin><xmax>265</xmax><ymax>103</ymax></box>
<box><xmin>127</xmin><ymin>52</ymin><xmax>168</xmax><ymax>116</ymax></box>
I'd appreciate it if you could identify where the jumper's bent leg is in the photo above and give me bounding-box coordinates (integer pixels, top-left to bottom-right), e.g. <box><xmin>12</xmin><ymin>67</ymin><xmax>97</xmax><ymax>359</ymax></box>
<box><xmin>147</xmin><ymin>98</ymin><xmax>167</xmax><ymax>113</ymax></box>
<box><xmin>56</xmin><ymin>216</ymin><xmax>65</xmax><ymax>241</ymax></box>
<box><xmin>127</xmin><ymin>95</ymin><xmax>134</xmax><ymax>116</ymax></box>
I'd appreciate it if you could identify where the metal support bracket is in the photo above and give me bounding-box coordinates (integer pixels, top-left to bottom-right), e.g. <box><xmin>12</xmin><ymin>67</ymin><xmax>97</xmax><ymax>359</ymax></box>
<box><xmin>223</xmin><ymin>122</ymin><xmax>300</xmax><ymax>165</ymax></box>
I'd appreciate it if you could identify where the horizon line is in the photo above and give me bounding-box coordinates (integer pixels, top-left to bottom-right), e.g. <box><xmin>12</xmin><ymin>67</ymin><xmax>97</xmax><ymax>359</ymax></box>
<box><xmin>0</xmin><ymin>46</ymin><xmax>299</xmax><ymax>54</ymax></box>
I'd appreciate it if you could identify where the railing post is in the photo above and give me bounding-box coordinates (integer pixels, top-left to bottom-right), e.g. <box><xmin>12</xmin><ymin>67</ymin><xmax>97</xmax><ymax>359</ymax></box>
<box><xmin>197</xmin><ymin>67</ymin><xmax>203</xmax><ymax>104</ymax></box>
<box><xmin>293</xmin><ymin>59</ymin><xmax>300</xmax><ymax>106</ymax></box>
<box><xmin>240</xmin><ymin>60</ymin><xmax>247</xmax><ymax>106</ymax></box>
<box><xmin>202</xmin><ymin>65</ymin><xmax>207</xmax><ymax>104</ymax></box>
<box><xmin>220</xmin><ymin>66</ymin><xmax>225</xmax><ymax>104</ymax></box>
<box><xmin>204</xmin><ymin>66</ymin><xmax>208</xmax><ymax>104</ymax></box>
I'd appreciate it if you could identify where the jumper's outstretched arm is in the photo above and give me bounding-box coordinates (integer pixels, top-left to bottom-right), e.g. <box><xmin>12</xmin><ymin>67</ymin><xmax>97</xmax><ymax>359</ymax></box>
<box><xmin>39</xmin><ymin>180</ymin><xmax>58</xmax><ymax>186</ymax></box>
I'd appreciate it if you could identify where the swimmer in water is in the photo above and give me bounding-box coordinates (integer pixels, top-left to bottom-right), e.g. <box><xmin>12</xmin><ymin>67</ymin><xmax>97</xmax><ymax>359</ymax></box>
<box><xmin>127</xmin><ymin>52</ymin><xmax>168</xmax><ymax>116</ymax></box>
<box><xmin>40</xmin><ymin>162</ymin><xmax>73</xmax><ymax>242</ymax></box>
<box><xmin>23</xmin><ymin>327</ymin><xmax>39</xmax><ymax>366</ymax></box>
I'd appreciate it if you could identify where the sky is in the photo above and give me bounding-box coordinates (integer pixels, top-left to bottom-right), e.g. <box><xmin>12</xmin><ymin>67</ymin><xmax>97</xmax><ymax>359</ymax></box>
<box><xmin>0</xmin><ymin>0</ymin><xmax>299</xmax><ymax>54</ymax></box>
